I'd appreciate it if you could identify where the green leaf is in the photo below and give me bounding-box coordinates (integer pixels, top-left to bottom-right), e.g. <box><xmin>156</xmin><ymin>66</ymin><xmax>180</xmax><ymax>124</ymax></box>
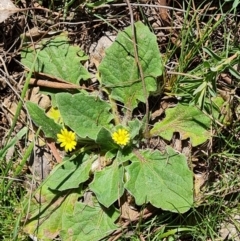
<box><xmin>99</xmin><ymin>21</ymin><xmax>163</xmax><ymax>110</ymax></box>
<box><xmin>26</xmin><ymin>101</ymin><xmax>62</xmax><ymax>139</ymax></box>
<box><xmin>229</xmin><ymin>65</ymin><xmax>240</xmax><ymax>79</ymax></box>
<box><xmin>150</xmin><ymin>103</ymin><xmax>211</xmax><ymax>146</ymax></box>
<box><xmin>60</xmin><ymin>202</ymin><xmax>119</xmax><ymax>241</ymax></box>
<box><xmin>56</xmin><ymin>93</ymin><xmax>114</xmax><ymax>140</ymax></box>
<box><xmin>128</xmin><ymin>118</ymin><xmax>143</xmax><ymax>140</ymax></box>
<box><xmin>89</xmin><ymin>161</ymin><xmax>125</xmax><ymax>207</ymax></box>
<box><xmin>24</xmin><ymin>155</ymin><xmax>94</xmax><ymax>239</ymax></box>
<box><xmin>202</xmin><ymin>47</ymin><xmax>222</xmax><ymax>61</ymax></box>
<box><xmin>24</xmin><ymin>185</ymin><xmax>80</xmax><ymax>240</ymax></box>
<box><xmin>124</xmin><ymin>147</ymin><xmax>193</xmax><ymax>213</ymax></box>
<box><xmin>21</xmin><ymin>34</ymin><xmax>90</xmax><ymax>84</ymax></box>
<box><xmin>232</xmin><ymin>0</ymin><xmax>240</xmax><ymax>9</ymax></box>
<box><xmin>193</xmin><ymin>81</ymin><xmax>207</xmax><ymax>96</ymax></box>
<box><xmin>48</xmin><ymin>153</ymin><xmax>95</xmax><ymax>191</ymax></box>
<box><xmin>0</xmin><ymin>127</ymin><xmax>27</xmax><ymax>160</ymax></box>
<box><xmin>96</xmin><ymin>127</ymin><xmax>118</xmax><ymax>150</ymax></box>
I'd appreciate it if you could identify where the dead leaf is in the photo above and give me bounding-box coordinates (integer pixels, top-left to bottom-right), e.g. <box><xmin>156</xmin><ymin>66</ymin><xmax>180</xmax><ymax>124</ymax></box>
<box><xmin>120</xmin><ymin>192</ymin><xmax>139</xmax><ymax>221</ymax></box>
<box><xmin>27</xmin><ymin>87</ymin><xmax>51</xmax><ymax>110</ymax></box>
<box><xmin>0</xmin><ymin>0</ymin><xmax>20</xmax><ymax>23</ymax></box>
<box><xmin>3</xmin><ymin>96</ymin><xmax>26</xmax><ymax>125</ymax></box>
<box><xmin>0</xmin><ymin>76</ymin><xmax>7</xmax><ymax>90</ymax></box>
<box><xmin>194</xmin><ymin>172</ymin><xmax>208</xmax><ymax>202</ymax></box>
<box><xmin>89</xmin><ymin>34</ymin><xmax>116</xmax><ymax>68</ymax></box>
<box><xmin>151</xmin><ymin>98</ymin><xmax>176</xmax><ymax>120</ymax></box>
<box><xmin>157</xmin><ymin>0</ymin><xmax>170</xmax><ymax>24</ymax></box>
<box><xmin>219</xmin><ymin>214</ymin><xmax>240</xmax><ymax>241</ymax></box>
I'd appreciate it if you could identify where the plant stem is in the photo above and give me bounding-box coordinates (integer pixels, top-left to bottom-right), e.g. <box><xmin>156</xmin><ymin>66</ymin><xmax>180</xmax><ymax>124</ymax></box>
<box><xmin>125</xmin><ymin>0</ymin><xmax>150</xmax><ymax>138</ymax></box>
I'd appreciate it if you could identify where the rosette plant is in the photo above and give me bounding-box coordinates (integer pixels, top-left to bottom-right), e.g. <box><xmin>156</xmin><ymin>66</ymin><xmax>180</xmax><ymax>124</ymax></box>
<box><xmin>20</xmin><ymin>22</ymin><xmax>218</xmax><ymax>241</ymax></box>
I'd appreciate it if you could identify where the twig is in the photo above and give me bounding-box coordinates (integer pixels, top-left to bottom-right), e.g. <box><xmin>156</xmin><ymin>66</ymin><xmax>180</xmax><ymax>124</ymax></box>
<box><xmin>99</xmin><ymin>3</ymin><xmax>187</xmax><ymax>12</ymax></box>
<box><xmin>46</xmin><ymin>139</ymin><xmax>62</xmax><ymax>163</ymax></box>
<box><xmin>125</xmin><ymin>0</ymin><xmax>150</xmax><ymax>137</ymax></box>
<box><xmin>99</xmin><ymin>3</ymin><xmax>218</xmax><ymax>16</ymax></box>
<box><xmin>11</xmin><ymin>7</ymin><xmax>53</xmax><ymax>13</ymax></box>
<box><xmin>29</xmin><ymin>78</ymin><xmax>91</xmax><ymax>90</ymax></box>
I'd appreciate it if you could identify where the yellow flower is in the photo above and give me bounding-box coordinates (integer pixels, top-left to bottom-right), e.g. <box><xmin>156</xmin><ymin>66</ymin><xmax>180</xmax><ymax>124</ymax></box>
<box><xmin>112</xmin><ymin>128</ymin><xmax>130</xmax><ymax>146</ymax></box>
<box><xmin>57</xmin><ymin>128</ymin><xmax>77</xmax><ymax>152</ymax></box>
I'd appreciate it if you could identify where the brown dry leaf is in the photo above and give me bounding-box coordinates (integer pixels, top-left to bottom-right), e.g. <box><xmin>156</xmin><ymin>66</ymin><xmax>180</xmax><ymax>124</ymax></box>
<box><xmin>0</xmin><ymin>76</ymin><xmax>7</xmax><ymax>90</ymax></box>
<box><xmin>120</xmin><ymin>193</ymin><xmax>139</xmax><ymax>221</ymax></box>
<box><xmin>0</xmin><ymin>0</ymin><xmax>20</xmax><ymax>23</ymax></box>
<box><xmin>219</xmin><ymin>214</ymin><xmax>240</xmax><ymax>241</ymax></box>
<box><xmin>151</xmin><ymin>98</ymin><xmax>176</xmax><ymax>120</ymax></box>
<box><xmin>121</xmin><ymin>202</ymin><xmax>139</xmax><ymax>221</ymax></box>
<box><xmin>89</xmin><ymin>34</ymin><xmax>116</xmax><ymax>68</ymax></box>
<box><xmin>27</xmin><ymin>87</ymin><xmax>51</xmax><ymax>110</ymax></box>
<box><xmin>194</xmin><ymin>172</ymin><xmax>208</xmax><ymax>202</ymax></box>
<box><xmin>3</xmin><ymin>96</ymin><xmax>26</xmax><ymax>125</ymax></box>
<box><xmin>157</xmin><ymin>0</ymin><xmax>170</xmax><ymax>24</ymax></box>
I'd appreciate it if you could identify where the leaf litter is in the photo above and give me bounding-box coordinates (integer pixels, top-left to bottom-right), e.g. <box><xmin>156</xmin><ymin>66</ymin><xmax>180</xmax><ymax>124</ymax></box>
<box><xmin>0</xmin><ymin>0</ymin><xmax>19</xmax><ymax>23</ymax></box>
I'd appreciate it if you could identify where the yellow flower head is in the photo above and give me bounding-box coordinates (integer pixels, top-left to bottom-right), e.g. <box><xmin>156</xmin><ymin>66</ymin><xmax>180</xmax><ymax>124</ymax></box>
<box><xmin>57</xmin><ymin>128</ymin><xmax>77</xmax><ymax>152</ymax></box>
<box><xmin>112</xmin><ymin>128</ymin><xmax>130</xmax><ymax>146</ymax></box>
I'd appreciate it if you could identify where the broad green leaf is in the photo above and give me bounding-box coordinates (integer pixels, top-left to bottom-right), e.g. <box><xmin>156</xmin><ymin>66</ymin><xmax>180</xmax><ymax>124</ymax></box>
<box><xmin>105</xmin><ymin>149</ymin><xmax>118</xmax><ymax>160</ymax></box>
<box><xmin>24</xmin><ymin>155</ymin><xmax>88</xmax><ymax>238</ymax></box>
<box><xmin>128</xmin><ymin>119</ymin><xmax>143</xmax><ymax>140</ymax></box>
<box><xmin>60</xmin><ymin>202</ymin><xmax>119</xmax><ymax>241</ymax></box>
<box><xmin>96</xmin><ymin>127</ymin><xmax>118</xmax><ymax>150</ymax></box>
<box><xmin>56</xmin><ymin>93</ymin><xmax>113</xmax><ymax>140</ymax></box>
<box><xmin>24</xmin><ymin>184</ymin><xmax>80</xmax><ymax>240</ymax></box>
<box><xmin>116</xmin><ymin>147</ymin><xmax>134</xmax><ymax>164</ymax></box>
<box><xmin>124</xmin><ymin>147</ymin><xmax>193</xmax><ymax>213</ymax></box>
<box><xmin>48</xmin><ymin>153</ymin><xmax>95</xmax><ymax>191</ymax></box>
<box><xmin>150</xmin><ymin>103</ymin><xmax>211</xmax><ymax>146</ymax></box>
<box><xmin>89</xmin><ymin>161</ymin><xmax>124</xmax><ymax>207</ymax></box>
<box><xmin>99</xmin><ymin>21</ymin><xmax>163</xmax><ymax>110</ymax></box>
<box><xmin>26</xmin><ymin>101</ymin><xmax>61</xmax><ymax>139</ymax></box>
<box><xmin>21</xmin><ymin>34</ymin><xmax>90</xmax><ymax>84</ymax></box>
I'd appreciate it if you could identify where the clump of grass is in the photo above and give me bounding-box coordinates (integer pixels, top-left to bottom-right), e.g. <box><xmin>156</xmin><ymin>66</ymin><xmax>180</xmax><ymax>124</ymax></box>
<box><xmin>0</xmin><ymin>154</ymin><xmax>28</xmax><ymax>240</ymax></box>
<box><xmin>0</xmin><ymin>52</ymin><xmax>39</xmax><ymax>240</ymax></box>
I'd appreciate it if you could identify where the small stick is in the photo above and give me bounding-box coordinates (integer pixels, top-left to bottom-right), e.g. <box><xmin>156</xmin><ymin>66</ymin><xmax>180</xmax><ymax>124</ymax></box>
<box><xmin>8</xmin><ymin>7</ymin><xmax>53</xmax><ymax>13</ymax></box>
<box><xmin>46</xmin><ymin>140</ymin><xmax>62</xmax><ymax>163</ymax></box>
<box><xmin>125</xmin><ymin>0</ymin><xmax>150</xmax><ymax>137</ymax></box>
<box><xmin>29</xmin><ymin>78</ymin><xmax>94</xmax><ymax>90</ymax></box>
